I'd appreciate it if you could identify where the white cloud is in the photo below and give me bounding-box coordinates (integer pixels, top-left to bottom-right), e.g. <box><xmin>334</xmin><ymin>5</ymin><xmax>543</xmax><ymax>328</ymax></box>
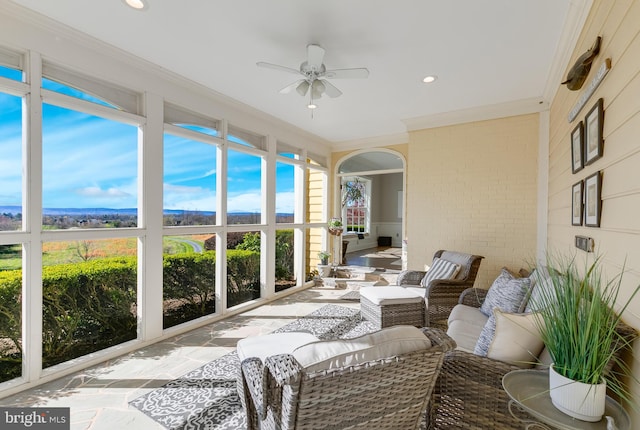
<box><xmin>275</xmin><ymin>191</ymin><xmax>295</xmax><ymax>213</ymax></box>
<box><xmin>75</xmin><ymin>186</ymin><xmax>131</xmax><ymax>198</ymax></box>
<box><xmin>227</xmin><ymin>191</ymin><xmax>262</xmax><ymax>213</ymax></box>
<box><xmin>163</xmin><ymin>183</ymin><xmax>216</xmax><ymax>211</ymax></box>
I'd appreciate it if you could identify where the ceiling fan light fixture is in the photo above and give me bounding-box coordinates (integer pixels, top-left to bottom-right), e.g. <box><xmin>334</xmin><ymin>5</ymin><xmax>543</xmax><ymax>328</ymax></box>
<box><xmin>307</xmin><ymin>102</ymin><xmax>318</xmax><ymax>109</ymax></box>
<box><xmin>296</xmin><ymin>81</ymin><xmax>310</xmax><ymax>96</ymax></box>
<box><xmin>422</xmin><ymin>75</ymin><xmax>438</xmax><ymax>83</ymax></box>
<box><xmin>311</xmin><ymin>80</ymin><xmax>325</xmax><ymax>99</ymax></box>
<box><xmin>123</xmin><ymin>0</ymin><xmax>148</xmax><ymax>10</ymax></box>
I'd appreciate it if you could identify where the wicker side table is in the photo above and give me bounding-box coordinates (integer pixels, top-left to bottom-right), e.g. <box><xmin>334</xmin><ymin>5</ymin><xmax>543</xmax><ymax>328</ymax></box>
<box><xmin>360</xmin><ymin>286</ymin><xmax>425</xmax><ymax>329</ymax></box>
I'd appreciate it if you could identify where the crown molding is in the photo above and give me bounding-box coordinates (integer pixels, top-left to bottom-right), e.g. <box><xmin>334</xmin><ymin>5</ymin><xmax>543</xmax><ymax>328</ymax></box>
<box><xmin>402</xmin><ymin>98</ymin><xmax>549</xmax><ymax>132</ymax></box>
<box><xmin>542</xmin><ymin>0</ymin><xmax>594</xmax><ymax>103</ymax></box>
<box><xmin>330</xmin><ymin>132</ymin><xmax>409</xmax><ymax>151</ymax></box>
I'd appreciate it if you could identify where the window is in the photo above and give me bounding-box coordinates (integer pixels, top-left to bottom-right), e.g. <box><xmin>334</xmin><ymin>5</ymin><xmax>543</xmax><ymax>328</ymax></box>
<box><xmin>227</xmin><ymin>125</ymin><xmax>265</xmax><ymax>150</ymax></box>
<box><xmin>163</xmin><ymin>234</ymin><xmax>216</xmax><ymax>328</ymax></box>
<box><xmin>42</xmin><ymin>62</ymin><xmax>139</xmax><ymax>113</ymax></box>
<box><xmin>0</xmin><ymin>65</ymin><xmax>21</xmax><ymax>81</ymax></box>
<box><xmin>0</xmin><ymin>47</ymin><xmax>23</xmax><ymax>81</ymax></box>
<box><xmin>42</xmin><ymin>104</ymin><xmax>139</xmax><ymax>228</ymax></box>
<box><xmin>276</xmin><ymin>161</ymin><xmax>295</xmax><ymax>223</ymax></box>
<box><xmin>0</xmin><ymin>244</ymin><xmax>21</xmax><ymax>383</ymax></box>
<box><xmin>39</xmin><ymin>71</ymin><xmax>142</xmax><ymax>368</ymax></box>
<box><xmin>163</xmin><ymin>132</ymin><xmax>217</xmax><ymax>226</ymax></box>
<box><xmin>277</xmin><ymin>141</ymin><xmax>301</xmax><ymax>159</ymax></box>
<box><xmin>0</xmin><ymin>92</ymin><xmax>22</xmax><ymax>231</ymax></box>
<box><xmin>227</xmin><ymin>230</ymin><xmax>261</xmax><ymax>307</ymax></box>
<box><xmin>164</xmin><ymin>103</ymin><xmax>220</xmax><ymax>137</ymax></box>
<box><xmin>276</xmin><ymin>229</ymin><xmax>296</xmax><ymax>292</ymax></box>
<box><xmin>227</xmin><ymin>149</ymin><xmax>262</xmax><ymax>224</ymax></box>
<box><xmin>0</xmin><ymin>42</ymin><xmax>329</xmax><ymax>392</ymax></box>
<box><xmin>342</xmin><ymin>177</ymin><xmax>370</xmax><ymax>233</ymax></box>
<box><xmin>42</xmin><ymin>239</ymin><xmax>137</xmax><ymax>368</ymax></box>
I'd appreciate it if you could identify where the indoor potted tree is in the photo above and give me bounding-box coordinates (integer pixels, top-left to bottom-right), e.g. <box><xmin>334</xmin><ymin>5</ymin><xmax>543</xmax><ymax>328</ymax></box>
<box><xmin>531</xmin><ymin>254</ymin><xmax>639</xmax><ymax>422</ymax></box>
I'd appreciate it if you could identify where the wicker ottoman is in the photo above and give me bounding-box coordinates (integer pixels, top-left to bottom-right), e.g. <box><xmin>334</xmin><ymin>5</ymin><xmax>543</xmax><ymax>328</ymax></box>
<box><xmin>360</xmin><ymin>286</ymin><xmax>425</xmax><ymax>329</ymax></box>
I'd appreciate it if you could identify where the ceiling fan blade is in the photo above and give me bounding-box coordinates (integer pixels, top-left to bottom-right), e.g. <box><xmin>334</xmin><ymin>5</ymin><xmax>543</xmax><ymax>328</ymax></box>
<box><xmin>325</xmin><ymin>68</ymin><xmax>370</xmax><ymax>79</ymax></box>
<box><xmin>320</xmin><ymin>79</ymin><xmax>342</xmax><ymax>98</ymax></box>
<box><xmin>257</xmin><ymin>62</ymin><xmax>301</xmax><ymax>75</ymax></box>
<box><xmin>279</xmin><ymin>79</ymin><xmax>305</xmax><ymax>94</ymax></box>
<box><xmin>306</xmin><ymin>44</ymin><xmax>325</xmax><ymax>72</ymax></box>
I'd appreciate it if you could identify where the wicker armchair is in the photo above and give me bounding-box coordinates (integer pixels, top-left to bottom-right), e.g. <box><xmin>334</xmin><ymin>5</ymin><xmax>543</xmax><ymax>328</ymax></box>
<box><xmin>429</xmin><ymin>287</ymin><xmax>637</xmax><ymax>430</ymax></box>
<box><xmin>239</xmin><ymin>327</ymin><xmax>456</xmax><ymax>430</ymax></box>
<box><xmin>397</xmin><ymin>250</ymin><xmax>484</xmax><ymax>328</ymax></box>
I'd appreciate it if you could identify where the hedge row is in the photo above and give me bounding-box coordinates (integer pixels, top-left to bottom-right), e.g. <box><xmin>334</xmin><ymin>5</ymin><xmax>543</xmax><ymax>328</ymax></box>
<box><xmin>0</xmin><ymin>250</ymin><xmax>260</xmax><ymax>383</ymax></box>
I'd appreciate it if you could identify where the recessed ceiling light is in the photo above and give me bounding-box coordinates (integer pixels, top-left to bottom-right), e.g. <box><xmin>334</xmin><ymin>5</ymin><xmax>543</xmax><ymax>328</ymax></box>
<box><xmin>123</xmin><ymin>0</ymin><xmax>148</xmax><ymax>11</ymax></box>
<box><xmin>422</xmin><ymin>75</ymin><xmax>438</xmax><ymax>83</ymax></box>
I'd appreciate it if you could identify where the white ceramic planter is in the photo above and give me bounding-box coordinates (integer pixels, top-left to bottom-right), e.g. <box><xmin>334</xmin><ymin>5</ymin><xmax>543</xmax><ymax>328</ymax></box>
<box><xmin>316</xmin><ymin>264</ymin><xmax>331</xmax><ymax>277</ymax></box>
<box><xmin>549</xmin><ymin>365</ymin><xmax>606</xmax><ymax>422</ymax></box>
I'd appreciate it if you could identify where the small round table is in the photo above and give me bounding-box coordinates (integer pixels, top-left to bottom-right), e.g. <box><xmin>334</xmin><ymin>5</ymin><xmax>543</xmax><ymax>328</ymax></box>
<box><xmin>502</xmin><ymin>369</ymin><xmax>630</xmax><ymax>430</ymax></box>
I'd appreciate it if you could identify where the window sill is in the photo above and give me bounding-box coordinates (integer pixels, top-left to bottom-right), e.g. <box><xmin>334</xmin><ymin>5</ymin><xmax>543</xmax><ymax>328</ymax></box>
<box><xmin>343</xmin><ymin>232</ymin><xmax>369</xmax><ymax>238</ymax></box>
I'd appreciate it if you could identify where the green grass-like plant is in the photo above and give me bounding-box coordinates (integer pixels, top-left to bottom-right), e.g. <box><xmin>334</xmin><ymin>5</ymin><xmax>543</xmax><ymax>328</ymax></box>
<box><xmin>532</xmin><ymin>254</ymin><xmax>639</xmax><ymax>405</ymax></box>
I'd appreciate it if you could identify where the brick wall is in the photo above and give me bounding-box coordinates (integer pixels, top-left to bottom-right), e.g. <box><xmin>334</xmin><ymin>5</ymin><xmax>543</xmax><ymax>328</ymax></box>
<box><xmin>407</xmin><ymin>114</ymin><xmax>539</xmax><ymax>288</ymax></box>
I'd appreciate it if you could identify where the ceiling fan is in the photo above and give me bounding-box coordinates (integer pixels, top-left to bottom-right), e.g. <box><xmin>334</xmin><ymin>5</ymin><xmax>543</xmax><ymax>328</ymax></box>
<box><xmin>257</xmin><ymin>44</ymin><xmax>369</xmax><ymax>108</ymax></box>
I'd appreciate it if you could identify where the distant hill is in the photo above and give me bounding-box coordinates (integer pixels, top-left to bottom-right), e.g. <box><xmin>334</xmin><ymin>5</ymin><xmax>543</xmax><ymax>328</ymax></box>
<box><xmin>0</xmin><ymin>206</ymin><xmax>291</xmax><ymax>217</ymax></box>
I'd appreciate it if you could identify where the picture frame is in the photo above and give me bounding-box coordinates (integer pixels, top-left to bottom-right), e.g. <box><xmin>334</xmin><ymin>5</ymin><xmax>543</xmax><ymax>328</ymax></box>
<box><xmin>572</xmin><ymin>180</ymin><xmax>583</xmax><ymax>226</ymax></box>
<box><xmin>584</xmin><ymin>98</ymin><xmax>604</xmax><ymax>166</ymax></box>
<box><xmin>571</xmin><ymin>122</ymin><xmax>584</xmax><ymax>173</ymax></box>
<box><xmin>584</xmin><ymin>171</ymin><xmax>602</xmax><ymax>227</ymax></box>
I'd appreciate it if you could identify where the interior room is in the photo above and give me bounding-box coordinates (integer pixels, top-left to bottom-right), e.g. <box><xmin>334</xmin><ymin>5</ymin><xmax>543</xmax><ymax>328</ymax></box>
<box><xmin>0</xmin><ymin>0</ymin><xmax>639</xmax><ymax>428</ymax></box>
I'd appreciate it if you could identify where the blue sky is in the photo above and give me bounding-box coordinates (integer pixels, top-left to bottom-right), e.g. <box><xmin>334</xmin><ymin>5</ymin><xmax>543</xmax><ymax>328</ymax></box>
<box><xmin>0</xmin><ymin>67</ymin><xmax>295</xmax><ymax>214</ymax></box>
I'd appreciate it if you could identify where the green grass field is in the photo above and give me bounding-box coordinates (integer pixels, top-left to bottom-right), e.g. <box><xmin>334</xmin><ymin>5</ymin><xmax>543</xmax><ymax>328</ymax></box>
<box><xmin>0</xmin><ymin>236</ymin><xmax>209</xmax><ymax>271</ymax></box>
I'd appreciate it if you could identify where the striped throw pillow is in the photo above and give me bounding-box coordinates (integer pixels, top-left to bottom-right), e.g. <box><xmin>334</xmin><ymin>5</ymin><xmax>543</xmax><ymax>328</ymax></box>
<box><xmin>420</xmin><ymin>257</ymin><xmax>461</xmax><ymax>287</ymax></box>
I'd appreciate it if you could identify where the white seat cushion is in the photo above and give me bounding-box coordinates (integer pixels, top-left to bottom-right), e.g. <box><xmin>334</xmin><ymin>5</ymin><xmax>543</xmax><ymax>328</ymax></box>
<box><xmin>360</xmin><ymin>286</ymin><xmax>423</xmax><ymax>305</ymax></box>
<box><xmin>292</xmin><ymin>325</ymin><xmax>431</xmax><ymax>373</ymax></box>
<box><xmin>446</xmin><ymin>304</ymin><xmax>489</xmax><ymax>352</ymax></box>
<box><xmin>237</xmin><ymin>332</ymin><xmax>318</xmax><ymax>362</ymax></box>
<box><xmin>402</xmin><ymin>286</ymin><xmax>427</xmax><ymax>297</ymax></box>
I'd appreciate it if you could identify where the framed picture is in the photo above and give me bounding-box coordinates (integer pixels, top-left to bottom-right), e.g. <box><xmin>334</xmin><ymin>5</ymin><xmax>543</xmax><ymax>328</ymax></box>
<box><xmin>584</xmin><ymin>171</ymin><xmax>602</xmax><ymax>227</ymax></box>
<box><xmin>571</xmin><ymin>122</ymin><xmax>584</xmax><ymax>173</ymax></box>
<box><xmin>584</xmin><ymin>98</ymin><xmax>604</xmax><ymax>166</ymax></box>
<box><xmin>571</xmin><ymin>180</ymin><xmax>583</xmax><ymax>226</ymax></box>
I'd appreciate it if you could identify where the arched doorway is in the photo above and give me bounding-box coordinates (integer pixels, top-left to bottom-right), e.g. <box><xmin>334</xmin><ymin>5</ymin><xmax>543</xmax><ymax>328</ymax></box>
<box><xmin>334</xmin><ymin>149</ymin><xmax>406</xmax><ymax>269</ymax></box>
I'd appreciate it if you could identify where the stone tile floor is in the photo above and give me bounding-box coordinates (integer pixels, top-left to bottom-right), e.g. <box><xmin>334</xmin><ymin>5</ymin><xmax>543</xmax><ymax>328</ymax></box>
<box><xmin>0</xmin><ymin>285</ymin><xmax>360</xmax><ymax>430</ymax></box>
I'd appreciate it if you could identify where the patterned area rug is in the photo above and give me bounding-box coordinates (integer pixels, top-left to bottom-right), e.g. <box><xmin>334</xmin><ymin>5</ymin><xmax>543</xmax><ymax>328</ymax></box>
<box><xmin>130</xmin><ymin>304</ymin><xmax>376</xmax><ymax>430</ymax></box>
<box><xmin>338</xmin><ymin>290</ymin><xmax>361</xmax><ymax>301</ymax></box>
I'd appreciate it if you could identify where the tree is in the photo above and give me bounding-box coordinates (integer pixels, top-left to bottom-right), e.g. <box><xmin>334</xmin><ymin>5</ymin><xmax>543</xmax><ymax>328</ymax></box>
<box><xmin>74</xmin><ymin>240</ymin><xmax>100</xmax><ymax>261</ymax></box>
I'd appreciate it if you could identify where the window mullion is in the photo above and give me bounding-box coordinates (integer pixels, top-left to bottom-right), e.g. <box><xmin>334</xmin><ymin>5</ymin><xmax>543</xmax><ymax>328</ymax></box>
<box><xmin>23</xmin><ymin>50</ymin><xmax>44</xmax><ymax>384</ymax></box>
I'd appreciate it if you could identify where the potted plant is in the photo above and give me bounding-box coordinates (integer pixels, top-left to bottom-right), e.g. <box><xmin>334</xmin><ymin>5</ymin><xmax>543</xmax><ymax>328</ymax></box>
<box><xmin>531</xmin><ymin>254</ymin><xmax>639</xmax><ymax>422</ymax></box>
<box><xmin>317</xmin><ymin>251</ymin><xmax>331</xmax><ymax>266</ymax></box>
<box><xmin>328</xmin><ymin>218</ymin><xmax>343</xmax><ymax>236</ymax></box>
<box><xmin>316</xmin><ymin>251</ymin><xmax>332</xmax><ymax>277</ymax></box>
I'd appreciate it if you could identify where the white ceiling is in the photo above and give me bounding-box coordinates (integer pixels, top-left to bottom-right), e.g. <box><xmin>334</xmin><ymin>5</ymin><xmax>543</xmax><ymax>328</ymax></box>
<box><xmin>9</xmin><ymin>0</ymin><xmax>586</xmax><ymax>144</ymax></box>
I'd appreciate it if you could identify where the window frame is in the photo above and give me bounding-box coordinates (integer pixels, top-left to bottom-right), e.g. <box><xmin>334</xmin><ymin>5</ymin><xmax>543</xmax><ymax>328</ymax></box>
<box><xmin>341</xmin><ymin>176</ymin><xmax>370</xmax><ymax>234</ymax></box>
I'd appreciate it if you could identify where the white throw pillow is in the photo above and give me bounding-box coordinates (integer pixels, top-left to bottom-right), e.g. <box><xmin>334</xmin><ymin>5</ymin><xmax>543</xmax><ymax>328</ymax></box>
<box><xmin>485</xmin><ymin>309</ymin><xmax>545</xmax><ymax>368</ymax></box>
<box><xmin>420</xmin><ymin>257</ymin><xmax>461</xmax><ymax>287</ymax></box>
<box><xmin>292</xmin><ymin>325</ymin><xmax>431</xmax><ymax>373</ymax></box>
